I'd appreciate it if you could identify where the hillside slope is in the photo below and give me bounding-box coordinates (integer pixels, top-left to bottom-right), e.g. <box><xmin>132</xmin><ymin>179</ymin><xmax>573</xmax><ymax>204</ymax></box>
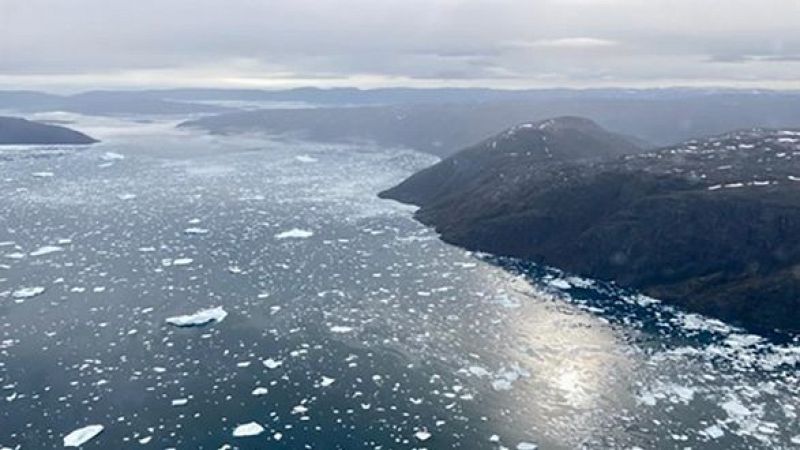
<box><xmin>0</xmin><ymin>116</ymin><xmax>97</xmax><ymax>145</ymax></box>
<box><xmin>381</xmin><ymin>122</ymin><xmax>800</xmax><ymax>333</ymax></box>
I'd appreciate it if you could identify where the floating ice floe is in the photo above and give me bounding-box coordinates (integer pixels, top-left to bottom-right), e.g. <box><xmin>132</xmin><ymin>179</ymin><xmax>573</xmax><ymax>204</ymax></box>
<box><xmin>63</xmin><ymin>424</ymin><xmax>104</xmax><ymax>447</ymax></box>
<box><xmin>171</xmin><ymin>258</ymin><xmax>194</xmax><ymax>266</ymax></box>
<box><xmin>414</xmin><ymin>430</ymin><xmax>432</xmax><ymax>441</ymax></box>
<box><xmin>184</xmin><ymin>227</ymin><xmax>209</xmax><ymax>235</ymax></box>
<box><xmin>100</xmin><ymin>152</ymin><xmax>125</xmax><ymax>161</ymax></box>
<box><xmin>702</xmin><ymin>424</ymin><xmax>725</xmax><ymax>439</ymax></box>
<box><xmin>171</xmin><ymin>398</ymin><xmax>189</xmax><ymax>406</ymax></box>
<box><xmin>29</xmin><ymin>245</ymin><xmax>64</xmax><ymax>257</ymax></box>
<box><xmin>636</xmin><ymin>382</ymin><xmax>696</xmax><ymax>406</ymax></box>
<box><xmin>329</xmin><ymin>325</ymin><xmax>353</xmax><ymax>333</ymax></box>
<box><xmin>516</xmin><ymin>442</ymin><xmax>537</xmax><ymax>450</ymax></box>
<box><xmin>320</xmin><ymin>376</ymin><xmax>335</xmax><ymax>387</ymax></box>
<box><xmin>232</xmin><ymin>422</ymin><xmax>264</xmax><ymax>437</ymax></box>
<box><xmin>722</xmin><ymin>398</ymin><xmax>752</xmax><ymax>417</ymax></box>
<box><xmin>467</xmin><ymin>366</ymin><xmax>491</xmax><ymax>378</ymax></box>
<box><xmin>295</xmin><ymin>155</ymin><xmax>318</xmax><ymax>163</ymax></box>
<box><xmin>491</xmin><ymin>364</ymin><xmax>530</xmax><ymax>391</ymax></box>
<box><xmin>547</xmin><ymin>278</ymin><xmax>572</xmax><ymax>290</ymax></box>
<box><xmin>32</xmin><ymin>171</ymin><xmax>54</xmax><ymax>178</ymax></box>
<box><xmin>12</xmin><ymin>286</ymin><xmax>45</xmax><ymax>299</ymax></box>
<box><xmin>291</xmin><ymin>404</ymin><xmax>309</xmax><ymax>415</ymax></box>
<box><xmin>165</xmin><ymin>306</ymin><xmax>227</xmax><ymax>327</ymax></box>
<box><xmin>274</xmin><ymin>228</ymin><xmax>314</xmax><ymax>239</ymax></box>
<box><xmin>262</xmin><ymin>358</ymin><xmax>283</xmax><ymax>369</ymax></box>
<box><xmin>251</xmin><ymin>387</ymin><xmax>269</xmax><ymax>396</ymax></box>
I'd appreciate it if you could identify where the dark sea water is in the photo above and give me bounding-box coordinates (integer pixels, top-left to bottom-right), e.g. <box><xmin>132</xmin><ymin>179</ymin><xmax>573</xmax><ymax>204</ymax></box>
<box><xmin>1</xmin><ymin>114</ymin><xmax>798</xmax><ymax>449</ymax></box>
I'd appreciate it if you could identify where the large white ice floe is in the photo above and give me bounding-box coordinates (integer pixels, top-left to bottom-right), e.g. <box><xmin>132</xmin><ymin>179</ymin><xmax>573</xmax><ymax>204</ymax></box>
<box><xmin>63</xmin><ymin>424</ymin><xmax>104</xmax><ymax>447</ymax></box>
<box><xmin>251</xmin><ymin>387</ymin><xmax>269</xmax><ymax>396</ymax></box>
<box><xmin>262</xmin><ymin>358</ymin><xmax>283</xmax><ymax>369</ymax></box>
<box><xmin>414</xmin><ymin>430</ymin><xmax>432</xmax><ymax>441</ymax></box>
<box><xmin>274</xmin><ymin>228</ymin><xmax>314</xmax><ymax>239</ymax></box>
<box><xmin>183</xmin><ymin>227</ymin><xmax>209</xmax><ymax>235</ymax></box>
<box><xmin>171</xmin><ymin>257</ymin><xmax>194</xmax><ymax>266</ymax></box>
<box><xmin>12</xmin><ymin>286</ymin><xmax>45</xmax><ymax>299</ymax></box>
<box><xmin>232</xmin><ymin>422</ymin><xmax>264</xmax><ymax>437</ymax></box>
<box><xmin>29</xmin><ymin>245</ymin><xmax>64</xmax><ymax>257</ymax></box>
<box><xmin>165</xmin><ymin>306</ymin><xmax>227</xmax><ymax>327</ymax></box>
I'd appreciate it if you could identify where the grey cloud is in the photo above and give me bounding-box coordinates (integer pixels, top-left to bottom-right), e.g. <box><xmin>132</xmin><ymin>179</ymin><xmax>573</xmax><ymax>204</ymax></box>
<box><xmin>1</xmin><ymin>0</ymin><xmax>799</xmax><ymax>89</ymax></box>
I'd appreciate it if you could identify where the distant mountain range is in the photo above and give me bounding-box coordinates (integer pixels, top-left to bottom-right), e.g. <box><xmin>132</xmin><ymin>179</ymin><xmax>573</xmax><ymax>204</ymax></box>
<box><xmin>178</xmin><ymin>89</ymin><xmax>800</xmax><ymax>156</ymax></box>
<box><xmin>381</xmin><ymin>117</ymin><xmax>800</xmax><ymax>334</ymax></box>
<box><xmin>3</xmin><ymin>88</ymin><xmax>800</xmax><ymax>154</ymax></box>
<box><xmin>0</xmin><ymin>116</ymin><xmax>97</xmax><ymax>145</ymax></box>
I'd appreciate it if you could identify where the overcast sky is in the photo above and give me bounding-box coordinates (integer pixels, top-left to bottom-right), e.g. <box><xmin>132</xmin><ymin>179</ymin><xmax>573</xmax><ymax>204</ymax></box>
<box><xmin>1</xmin><ymin>0</ymin><xmax>799</xmax><ymax>91</ymax></box>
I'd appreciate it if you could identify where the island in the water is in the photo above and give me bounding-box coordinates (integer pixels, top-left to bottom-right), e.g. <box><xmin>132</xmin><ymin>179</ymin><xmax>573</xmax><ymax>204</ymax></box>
<box><xmin>0</xmin><ymin>116</ymin><xmax>98</xmax><ymax>145</ymax></box>
<box><xmin>381</xmin><ymin>116</ymin><xmax>800</xmax><ymax>334</ymax></box>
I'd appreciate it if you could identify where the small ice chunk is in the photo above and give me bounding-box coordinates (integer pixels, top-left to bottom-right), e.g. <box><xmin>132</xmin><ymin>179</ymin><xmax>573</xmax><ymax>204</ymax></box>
<box><xmin>275</xmin><ymin>228</ymin><xmax>314</xmax><ymax>239</ymax></box>
<box><xmin>722</xmin><ymin>399</ymin><xmax>751</xmax><ymax>417</ymax></box>
<box><xmin>232</xmin><ymin>422</ymin><xmax>264</xmax><ymax>437</ymax></box>
<box><xmin>171</xmin><ymin>398</ymin><xmax>188</xmax><ymax>406</ymax></box>
<box><xmin>32</xmin><ymin>171</ymin><xmax>54</xmax><ymax>178</ymax></box>
<box><xmin>517</xmin><ymin>443</ymin><xmax>537</xmax><ymax>450</ymax></box>
<box><xmin>251</xmin><ymin>387</ymin><xmax>269</xmax><ymax>396</ymax></box>
<box><xmin>320</xmin><ymin>376</ymin><xmax>335</xmax><ymax>387</ymax></box>
<box><xmin>295</xmin><ymin>155</ymin><xmax>318</xmax><ymax>163</ymax></box>
<box><xmin>184</xmin><ymin>227</ymin><xmax>209</xmax><ymax>235</ymax></box>
<box><xmin>547</xmin><ymin>278</ymin><xmax>571</xmax><ymax>290</ymax></box>
<box><xmin>171</xmin><ymin>258</ymin><xmax>194</xmax><ymax>266</ymax></box>
<box><xmin>29</xmin><ymin>245</ymin><xmax>64</xmax><ymax>257</ymax></box>
<box><xmin>166</xmin><ymin>306</ymin><xmax>227</xmax><ymax>327</ymax></box>
<box><xmin>329</xmin><ymin>325</ymin><xmax>353</xmax><ymax>333</ymax></box>
<box><xmin>63</xmin><ymin>424</ymin><xmax>104</xmax><ymax>447</ymax></box>
<box><xmin>468</xmin><ymin>366</ymin><xmax>490</xmax><ymax>378</ymax></box>
<box><xmin>414</xmin><ymin>430</ymin><xmax>431</xmax><ymax>441</ymax></box>
<box><xmin>12</xmin><ymin>286</ymin><xmax>45</xmax><ymax>299</ymax></box>
<box><xmin>702</xmin><ymin>425</ymin><xmax>725</xmax><ymax>439</ymax></box>
<box><xmin>100</xmin><ymin>152</ymin><xmax>124</xmax><ymax>161</ymax></box>
<box><xmin>117</xmin><ymin>193</ymin><xmax>137</xmax><ymax>200</ymax></box>
<box><xmin>262</xmin><ymin>358</ymin><xmax>283</xmax><ymax>369</ymax></box>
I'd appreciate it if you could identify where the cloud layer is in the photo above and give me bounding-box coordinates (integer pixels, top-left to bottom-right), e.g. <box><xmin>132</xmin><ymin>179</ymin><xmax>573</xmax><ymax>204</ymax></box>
<box><xmin>1</xmin><ymin>0</ymin><xmax>799</xmax><ymax>90</ymax></box>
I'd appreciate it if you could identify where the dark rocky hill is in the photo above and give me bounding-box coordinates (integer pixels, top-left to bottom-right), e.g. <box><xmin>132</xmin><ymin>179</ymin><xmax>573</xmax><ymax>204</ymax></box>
<box><xmin>0</xmin><ymin>116</ymin><xmax>97</xmax><ymax>145</ymax></box>
<box><xmin>381</xmin><ymin>120</ymin><xmax>800</xmax><ymax>334</ymax></box>
<box><xmin>381</xmin><ymin>116</ymin><xmax>643</xmax><ymax>206</ymax></box>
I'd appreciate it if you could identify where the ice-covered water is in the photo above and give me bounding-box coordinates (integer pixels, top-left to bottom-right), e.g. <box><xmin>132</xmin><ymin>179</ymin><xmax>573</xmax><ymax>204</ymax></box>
<box><xmin>0</xmin><ymin>116</ymin><xmax>798</xmax><ymax>449</ymax></box>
